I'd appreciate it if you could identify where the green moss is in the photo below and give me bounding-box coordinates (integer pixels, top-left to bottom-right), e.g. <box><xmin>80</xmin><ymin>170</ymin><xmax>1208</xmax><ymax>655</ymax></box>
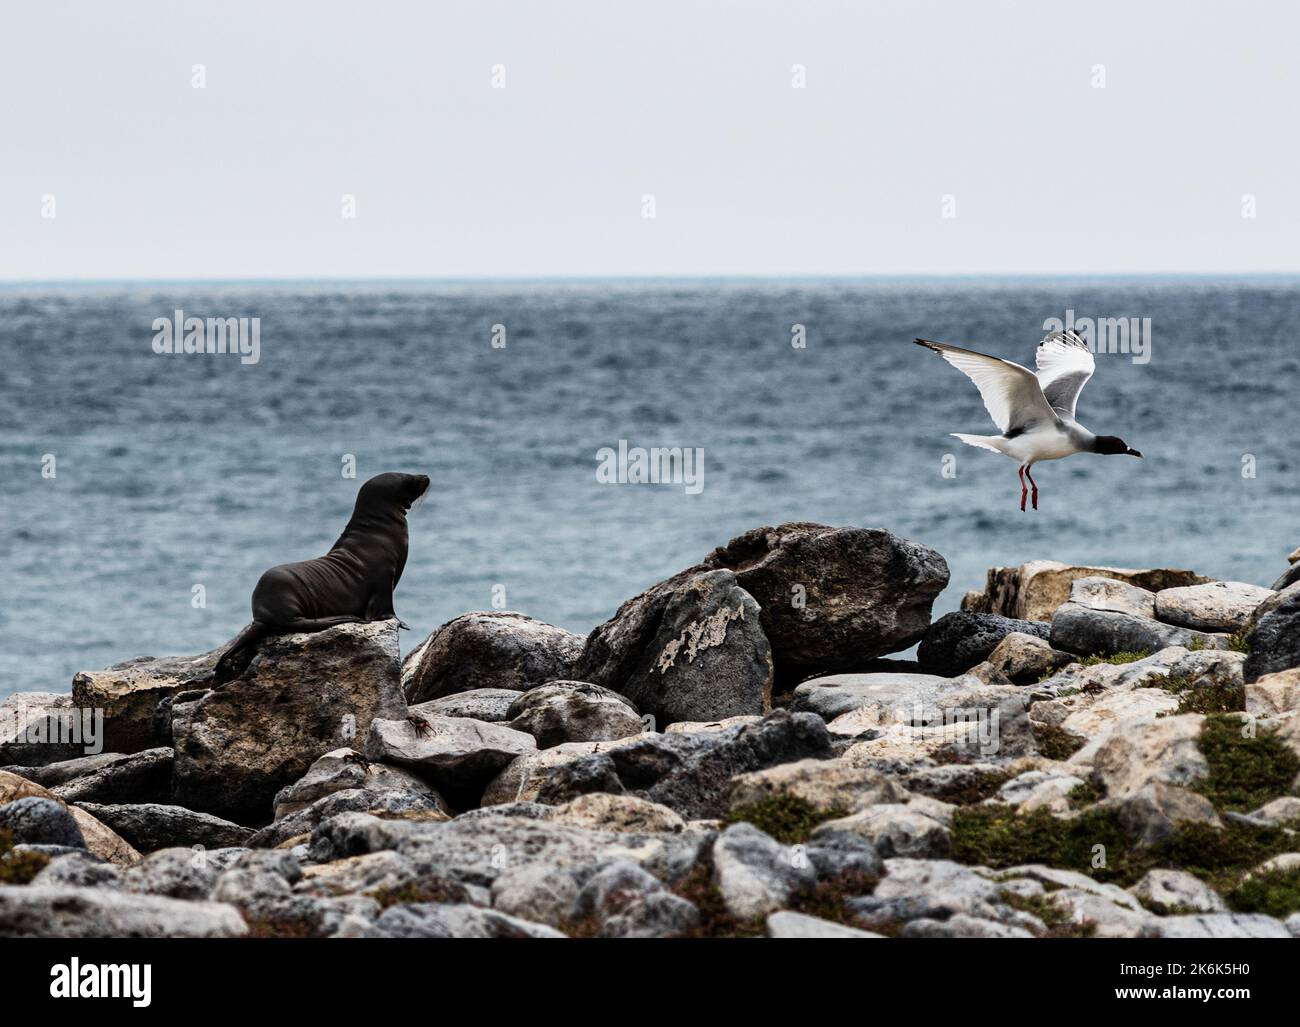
<box><xmin>952</xmin><ymin>805</ymin><xmax>1300</xmax><ymax>888</ymax></box>
<box><xmin>1227</xmin><ymin>632</ymin><xmax>1251</xmax><ymax>654</ymax></box>
<box><xmin>724</xmin><ymin>795</ymin><xmax>848</xmax><ymax>845</ymax></box>
<box><xmin>371</xmin><ymin>880</ymin><xmax>465</xmax><ymax>910</ymax></box>
<box><xmin>1175</xmin><ymin>683</ymin><xmax>1246</xmax><ymax>715</ymax></box>
<box><xmin>951</xmin><ymin>805</ymin><xmax>1137</xmax><ymax>883</ymax></box>
<box><xmin>1067</xmin><ymin>780</ymin><xmax>1104</xmax><ymax>808</ymax></box>
<box><xmin>923</xmin><ymin>769</ymin><xmax>1014</xmax><ymax>806</ymax></box>
<box><xmin>0</xmin><ymin>828</ymin><xmax>50</xmax><ymax>885</ymax></box>
<box><xmin>1079</xmin><ymin>650</ymin><xmax>1151</xmax><ymax>666</ymax></box>
<box><xmin>1000</xmin><ymin>889</ymin><xmax>1097</xmax><ymax>938</ymax></box>
<box><xmin>1195</xmin><ymin>714</ymin><xmax>1300</xmax><ymax>811</ymax></box>
<box><xmin>1225</xmin><ymin>866</ymin><xmax>1300</xmax><ymax>918</ymax></box>
<box><xmin>1185</xmin><ymin>635</ymin><xmax>1210</xmax><ymax>652</ymax></box>
<box><xmin>1032</xmin><ymin>722</ymin><xmax>1086</xmax><ymax>761</ymax></box>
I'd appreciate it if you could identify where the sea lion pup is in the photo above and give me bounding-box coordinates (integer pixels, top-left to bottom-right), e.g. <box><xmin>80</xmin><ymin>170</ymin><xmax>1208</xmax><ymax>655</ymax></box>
<box><xmin>211</xmin><ymin>471</ymin><xmax>430</xmax><ymax>684</ymax></box>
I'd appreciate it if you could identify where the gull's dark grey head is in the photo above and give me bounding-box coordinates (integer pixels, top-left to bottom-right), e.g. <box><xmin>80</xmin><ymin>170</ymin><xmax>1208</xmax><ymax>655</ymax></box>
<box><xmin>1093</xmin><ymin>435</ymin><xmax>1143</xmax><ymax>458</ymax></box>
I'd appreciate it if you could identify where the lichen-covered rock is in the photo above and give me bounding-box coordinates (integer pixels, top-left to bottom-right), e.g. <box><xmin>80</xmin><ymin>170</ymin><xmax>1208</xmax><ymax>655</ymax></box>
<box><xmin>580</xmin><ymin>523</ymin><xmax>949</xmax><ymax>694</ymax></box>
<box><xmin>545</xmin><ymin>793</ymin><xmax>686</xmax><ymax>834</ymax></box>
<box><xmin>73</xmin><ymin>648</ymin><xmax>223</xmax><ymax>754</ymax></box>
<box><xmin>962</xmin><ymin>560</ymin><xmax>1207</xmax><ymax>621</ymax></box>
<box><xmin>122</xmin><ymin>847</ymin><xmax>221</xmax><ymax>899</ymax></box>
<box><xmin>766</xmin><ymin>911</ymin><xmax>881</xmax><ymax>938</ymax></box>
<box><xmin>791</xmin><ymin>672</ymin><xmax>973</xmax><ymax>722</ymax></box>
<box><xmin>31</xmin><ymin>851</ymin><xmax>122</xmax><ymax>890</ymax></box>
<box><xmin>402</xmin><ymin>612</ymin><xmax>584</xmax><ymax>704</ymax></box>
<box><xmin>481</xmin><ymin>741</ymin><xmax>613</xmax><ymax>806</ymax></box>
<box><xmin>606</xmin><ymin>570</ymin><xmax>774</xmax><ymax>726</ymax></box>
<box><xmin>1107</xmin><ymin>782</ymin><xmax>1220</xmax><ymax>847</ymax></box>
<box><xmin>364</xmin><ymin>902</ymin><xmax>566</xmax><ymax>938</ymax></box>
<box><xmin>76</xmin><ymin>802</ymin><xmax>254</xmax><ymax>852</ymax></box>
<box><xmin>507</xmin><ymin>681</ymin><xmax>644</xmax><ymax>747</ymax></box>
<box><xmin>1141</xmin><ymin>913</ymin><xmax>1291</xmax><ymax>938</ymax></box>
<box><xmin>1155</xmin><ymin>580</ymin><xmax>1274</xmax><ymax>632</ymax></box>
<box><xmin>171</xmin><ymin>620</ymin><xmax>406</xmax><ymax>823</ymax></box>
<box><xmin>0</xmin><ymin>885</ymin><xmax>247</xmax><ymax>937</ymax></box>
<box><xmin>251</xmin><ymin>787</ymin><xmax>449</xmax><ymax>849</ymax></box>
<box><xmin>917</xmin><ymin>612</ymin><xmax>1051</xmax><ymax>677</ymax></box>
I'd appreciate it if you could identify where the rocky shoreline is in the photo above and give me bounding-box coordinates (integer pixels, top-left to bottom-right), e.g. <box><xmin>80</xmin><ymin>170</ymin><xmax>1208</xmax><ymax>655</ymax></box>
<box><xmin>3</xmin><ymin>522</ymin><xmax>1300</xmax><ymax>939</ymax></box>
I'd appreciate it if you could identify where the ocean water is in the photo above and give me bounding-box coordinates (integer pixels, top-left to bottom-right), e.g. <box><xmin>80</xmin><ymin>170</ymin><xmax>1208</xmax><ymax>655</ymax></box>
<box><xmin>2</xmin><ymin>278</ymin><xmax>1297</xmax><ymax>699</ymax></box>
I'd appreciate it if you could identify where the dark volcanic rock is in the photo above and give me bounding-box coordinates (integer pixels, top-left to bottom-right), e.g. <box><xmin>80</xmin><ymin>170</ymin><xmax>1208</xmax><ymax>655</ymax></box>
<box><xmin>75</xmin><ymin>802</ymin><xmax>254</xmax><ymax>852</ymax></box>
<box><xmin>1244</xmin><ymin>586</ymin><xmax>1300</xmax><ymax>682</ymax></box>
<box><xmin>918</xmin><ymin>612</ymin><xmax>1051</xmax><ymax>677</ymax></box>
<box><xmin>581</xmin><ymin>522</ymin><xmax>949</xmax><ymax>693</ymax></box>
<box><xmin>37</xmin><ymin>749</ymin><xmax>174</xmax><ymax>806</ymax></box>
<box><xmin>402</xmin><ymin>612</ymin><xmax>584</xmax><ymax>704</ymax></box>
<box><xmin>0</xmin><ymin>796</ymin><xmax>85</xmax><ymax>848</ymax></box>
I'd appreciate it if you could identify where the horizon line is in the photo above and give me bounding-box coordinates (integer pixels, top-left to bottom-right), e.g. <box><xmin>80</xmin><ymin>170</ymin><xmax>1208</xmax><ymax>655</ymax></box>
<box><xmin>3</xmin><ymin>270</ymin><xmax>1300</xmax><ymax>288</ymax></box>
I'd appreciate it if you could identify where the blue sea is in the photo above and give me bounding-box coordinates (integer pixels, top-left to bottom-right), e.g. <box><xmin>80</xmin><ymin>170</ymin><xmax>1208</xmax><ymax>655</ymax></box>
<box><xmin>2</xmin><ymin>278</ymin><xmax>1297</xmax><ymax>699</ymax></box>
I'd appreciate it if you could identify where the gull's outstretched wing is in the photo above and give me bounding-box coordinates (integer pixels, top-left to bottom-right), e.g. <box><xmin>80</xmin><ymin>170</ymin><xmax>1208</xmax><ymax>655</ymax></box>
<box><xmin>914</xmin><ymin>338</ymin><xmax>1059</xmax><ymax>435</ymax></box>
<box><xmin>1035</xmin><ymin>329</ymin><xmax>1095</xmax><ymax>420</ymax></box>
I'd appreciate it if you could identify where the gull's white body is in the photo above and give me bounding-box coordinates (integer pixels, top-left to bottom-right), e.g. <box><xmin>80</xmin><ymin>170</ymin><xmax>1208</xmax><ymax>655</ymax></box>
<box><xmin>915</xmin><ymin>329</ymin><xmax>1139</xmax><ymax>510</ymax></box>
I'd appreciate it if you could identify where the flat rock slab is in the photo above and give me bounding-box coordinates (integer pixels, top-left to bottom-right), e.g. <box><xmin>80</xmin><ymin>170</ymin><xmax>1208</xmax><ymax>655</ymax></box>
<box><xmin>1050</xmin><ymin>603</ymin><xmax>1227</xmax><ymax>657</ymax></box>
<box><xmin>76</xmin><ymin>802</ymin><xmax>254</xmax><ymax>852</ymax></box>
<box><xmin>1155</xmin><ymin>580</ymin><xmax>1274</xmax><ymax>632</ymax></box>
<box><xmin>791</xmin><ymin>673</ymin><xmax>976</xmax><ymax>724</ymax></box>
<box><xmin>0</xmin><ymin>885</ymin><xmax>247</xmax><ymax>937</ymax></box>
<box><xmin>962</xmin><ymin>560</ymin><xmax>1207</xmax><ymax>622</ymax></box>
<box><xmin>418</xmin><ymin>689</ymin><xmax>522</xmax><ymax>723</ymax></box>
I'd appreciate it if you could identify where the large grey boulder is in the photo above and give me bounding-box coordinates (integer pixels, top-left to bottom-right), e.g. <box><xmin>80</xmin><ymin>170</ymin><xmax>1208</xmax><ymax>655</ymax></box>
<box><xmin>76</xmin><ymin>802</ymin><xmax>254</xmax><ymax>852</ymax></box>
<box><xmin>250</xmin><ymin>787</ymin><xmax>449</xmax><ymax>849</ymax></box>
<box><xmin>171</xmin><ymin>620</ymin><xmax>406</xmax><ymax>823</ymax></box>
<box><xmin>271</xmin><ymin>747</ymin><xmax>438</xmax><ymax>820</ymax></box>
<box><xmin>507</xmin><ymin>681</ymin><xmax>644</xmax><ymax>746</ymax></box>
<box><xmin>1141</xmin><ymin>914</ymin><xmax>1291</xmax><ymax>938</ymax></box>
<box><xmin>365</xmin><ymin>902</ymin><xmax>566</xmax><ymax>938</ymax></box>
<box><xmin>1090</xmin><ymin>714</ymin><xmax>1208</xmax><ymax>797</ymax></box>
<box><xmin>1244</xmin><ymin>584</ymin><xmax>1300</xmax><ymax>681</ymax></box>
<box><xmin>917</xmin><ymin>612</ymin><xmax>1051</xmax><ymax>677</ymax></box>
<box><xmin>0</xmin><ymin>885</ymin><xmax>247</xmax><ymax>937</ymax></box>
<box><xmin>73</xmin><ymin>648</ymin><xmax>223</xmax><ymax>754</ymax></box>
<box><xmin>580</xmin><ymin>522</ymin><xmax>949</xmax><ymax>693</ymax></box>
<box><xmin>791</xmin><ymin>672</ymin><xmax>970</xmax><ymax>722</ymax></box>
<box><xmin>1155</xmin><ymin>581</ymin><xmax>1274</xmax><ymax>633</ymax></box>
<box><xmin>1051</xmin><ymin>602</ymin><xmax>1226</xmax><ymax>657</ymax></box>
<box><xmin>607</xmin><ymin>570</ymin><xmax>774</xmax><ymax>726</ymax></box>
<box><xmin>985</xmin><ymin>632</ymin><xmax>1074</xmax><ymax>685</ymax></box>
<box><xmin>402</xmin><ymin>612</ymin><xmax>584</xmax><ymax>704</ymax></box>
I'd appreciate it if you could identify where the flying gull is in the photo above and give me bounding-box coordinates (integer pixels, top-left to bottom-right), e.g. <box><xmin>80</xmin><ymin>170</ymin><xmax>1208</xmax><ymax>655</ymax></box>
<box><xmin>914</xmin><ymin>329</ymin><xmax>1142</xmax><ymax>511</ymax></box>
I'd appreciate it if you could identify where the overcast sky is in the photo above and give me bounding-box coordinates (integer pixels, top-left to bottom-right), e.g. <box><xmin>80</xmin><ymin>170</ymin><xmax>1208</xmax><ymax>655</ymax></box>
<box><xmin>2</xmin><ymin>1</ymin><xmax>1296</xmax><ymax>279</ymax></box>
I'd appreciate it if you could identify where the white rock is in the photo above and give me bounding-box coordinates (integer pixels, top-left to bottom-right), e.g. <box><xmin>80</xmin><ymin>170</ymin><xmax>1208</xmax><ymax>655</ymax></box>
<box><xmin>1155</xmin><ymin>580</ymin><xmax>1275</xmax><ymax>632</ymax></box>
<box><xmin>765</xmin><ymin>911</ymin><xmax>881</xmax><ymax>938</ymax></box>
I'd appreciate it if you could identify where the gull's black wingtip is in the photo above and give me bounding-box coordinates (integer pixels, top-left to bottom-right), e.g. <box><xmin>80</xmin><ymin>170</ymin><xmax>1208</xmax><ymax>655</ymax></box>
<box><xmin>914</xmin><ymin>338</ymin><xmax>938</xmax><ymax>350</ymax></box>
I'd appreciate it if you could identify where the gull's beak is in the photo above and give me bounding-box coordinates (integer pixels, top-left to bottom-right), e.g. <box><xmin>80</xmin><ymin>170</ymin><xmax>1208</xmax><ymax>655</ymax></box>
<box><xmin>1127</xmin><ymin>448</ymin><xmax>1143</xmax><ymax>458</ymax></box>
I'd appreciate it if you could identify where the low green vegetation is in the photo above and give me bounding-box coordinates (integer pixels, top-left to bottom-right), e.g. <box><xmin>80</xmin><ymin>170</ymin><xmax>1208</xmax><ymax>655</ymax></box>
<box><xmin>1000</xmin><ymin>889</ymin><xmax>1097</xmax><ymax>938</ymax></box>
<box><xmin>924</xmin><ymin>769</ymin><xmax>1014</xmax><ymax>806</ymax></box>
<box><xmin>1194</xmin><ymin>714</ymin><xmax>1300</xmax><ymax>812</ymax></box>
<box><xmin>1175</xmin><ymin>682</ymin><xmax>1246</xmax><ymax>715</ymax></box>
<box><xmin>1078</xmin><ymin>650</ymin><xmax>1151</xmax><ymax>666</ymax></box>
<box><xmin>1227</xmin><ymin>632</ymin><xmax>1251</xmax><ymax>654</ymax></box>
<box><xmin>724</xmin><ymin>795</ymin><xmax>848</xmax><ymax>845</ymax></box>
<box><xmin>1032</xmin><ymin>722</ymin><xmax>1086</xmax><ymax>761</ymax></box>
<box><xmin>950</xmin><ymin>805</ymin><xmax>1300</xmax><ymax>889</ymax></box>
<box><xmin>1225</xmin><ymin>866</ymin><xmax>1300</xmax><ymax>918</ymax></box>
<box><xmin>0</xmin><ymin>828</ymin><xmax>50</xmax><ymax>885</ymax></box>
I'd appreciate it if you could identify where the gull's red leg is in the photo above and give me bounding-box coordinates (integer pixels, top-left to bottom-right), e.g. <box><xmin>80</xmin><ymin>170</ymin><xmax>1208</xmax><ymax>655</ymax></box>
<box><xmin>1018</xmin><ymin>465</ymin><xmax>1027</xmax><ymax>512</ymax></box>
<box><xmin>1025</xmin><ymin>465</ymin><xmax>1038</xmax><ymax>511</ymax></box>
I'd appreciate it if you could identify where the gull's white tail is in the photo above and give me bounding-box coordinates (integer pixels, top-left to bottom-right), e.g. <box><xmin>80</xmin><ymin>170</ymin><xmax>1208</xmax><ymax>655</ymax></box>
<box><xmin>950</xmin><ymin>433</ymin><xmax>1006</xmax><ymax>454</ymax></box>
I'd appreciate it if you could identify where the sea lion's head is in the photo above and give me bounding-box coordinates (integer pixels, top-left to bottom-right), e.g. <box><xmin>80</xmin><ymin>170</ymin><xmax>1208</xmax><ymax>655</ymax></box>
<box><xmin>356</xmin><ymin>472</ymin><xmax>431</xmax><ymax>514</ymax></box>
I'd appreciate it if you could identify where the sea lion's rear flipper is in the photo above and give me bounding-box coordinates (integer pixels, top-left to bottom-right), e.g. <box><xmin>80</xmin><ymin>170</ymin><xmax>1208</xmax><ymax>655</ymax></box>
<box><xmin>212</xmin><ymin>621</ymin><xmax>270</xmax><ymax>684</ymax></box>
